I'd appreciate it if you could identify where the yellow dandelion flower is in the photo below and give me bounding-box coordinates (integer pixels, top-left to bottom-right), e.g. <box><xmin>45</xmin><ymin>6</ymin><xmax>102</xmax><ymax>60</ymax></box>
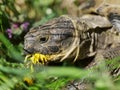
<box><xmin>25</xmin><ymin>53</ymin><xmax>51</xmax><ymax>72</ymax></box>
<box><xmin>30</xmin><ymin>53</ymin><xmax>49</xmax><ymax>64</ymax></box>
<box><xmin>25</xmin><ymin>53</ymin><xmax>50</xmax><ymax>64</ymax></box>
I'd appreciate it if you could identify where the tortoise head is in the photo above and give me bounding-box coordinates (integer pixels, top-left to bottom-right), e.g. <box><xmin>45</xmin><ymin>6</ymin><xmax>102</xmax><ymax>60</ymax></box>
<box><xmin>24</xmin><ymin>16</ymin><xmax>79</xmax><ymax>61</ymax></box>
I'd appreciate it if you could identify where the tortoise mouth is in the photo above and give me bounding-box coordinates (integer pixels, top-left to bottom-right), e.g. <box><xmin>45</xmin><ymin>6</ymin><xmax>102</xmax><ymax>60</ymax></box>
<box><xmin>24</xmin><ymin>49</ymin><xmax>33</xmax><ymax>55</ymax></box>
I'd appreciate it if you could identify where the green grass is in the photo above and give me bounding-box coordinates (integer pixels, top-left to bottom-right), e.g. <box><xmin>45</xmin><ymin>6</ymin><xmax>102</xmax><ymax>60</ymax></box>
<box><xmin>0</xmin><ymin>60</ymin><xmax>120</xmax><ymax>90</ymax></box>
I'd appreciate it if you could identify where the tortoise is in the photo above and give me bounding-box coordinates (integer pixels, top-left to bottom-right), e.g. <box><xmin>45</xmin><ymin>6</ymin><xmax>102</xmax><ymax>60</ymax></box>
<box><xmin>24</xmin><ymin>3</ymin><xmax>120</xmax><ymax>66</ymax></box>
<box><xmin>24</xmin><ymin>2</ymin><xmax>120</xmax><ymax>90</ymax></box>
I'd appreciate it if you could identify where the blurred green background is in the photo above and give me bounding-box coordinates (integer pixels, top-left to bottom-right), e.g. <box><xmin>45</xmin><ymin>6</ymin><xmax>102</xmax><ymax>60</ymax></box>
<box><xmin>0</xmin><ymin>0</ymin><xmax>120</xmax><ymax>90</ymax></box>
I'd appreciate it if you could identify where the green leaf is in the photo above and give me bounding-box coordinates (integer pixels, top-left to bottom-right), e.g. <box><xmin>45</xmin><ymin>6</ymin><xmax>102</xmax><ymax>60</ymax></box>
<box><xmin>0</xmin><ymin>33</ymin><xmax>24</xmax><ymax>62</ymax></box>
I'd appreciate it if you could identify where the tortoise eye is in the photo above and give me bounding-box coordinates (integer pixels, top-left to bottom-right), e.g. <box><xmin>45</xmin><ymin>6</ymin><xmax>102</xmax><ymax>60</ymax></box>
<box><xmin>39</xmin><ymin>36</ymin><xmax>48</xmax><ymax>43</ymax></box>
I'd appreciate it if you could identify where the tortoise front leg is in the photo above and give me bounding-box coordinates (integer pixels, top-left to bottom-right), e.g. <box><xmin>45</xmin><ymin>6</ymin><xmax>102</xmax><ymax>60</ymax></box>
<box><xmin>86</xmin><ymin>46</ymin><xmax>120</xmax><ymax>77</ymax></box>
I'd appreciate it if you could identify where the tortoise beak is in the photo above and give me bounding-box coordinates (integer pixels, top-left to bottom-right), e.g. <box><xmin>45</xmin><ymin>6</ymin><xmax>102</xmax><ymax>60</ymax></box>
<box><xmin>23</xmin><ymin>48</ymin><xmax>33</xmax><ymax>55</ymax></box>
